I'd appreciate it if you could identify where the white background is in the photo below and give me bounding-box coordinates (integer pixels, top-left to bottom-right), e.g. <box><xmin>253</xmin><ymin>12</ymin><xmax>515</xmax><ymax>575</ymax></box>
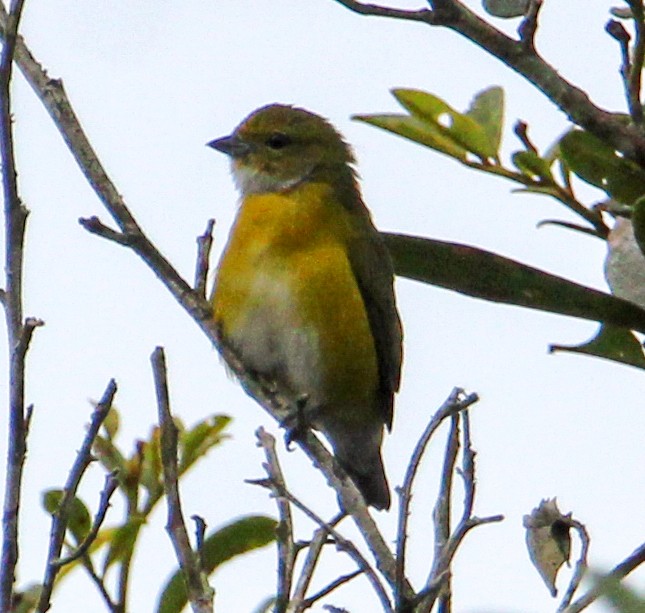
<box><xmin>3</xmin><ymin>1</ymin><xmax>645</xmax><ymax>612</ymax></box>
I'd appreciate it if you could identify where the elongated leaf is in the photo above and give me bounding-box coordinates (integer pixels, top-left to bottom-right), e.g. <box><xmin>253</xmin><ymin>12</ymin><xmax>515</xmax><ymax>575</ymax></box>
<box><xmin>465</xmin><ymin>86</ymin><xmax>504</xmax><ymax>157</ymax></box>
<box><xmin>512</xmin><ymin>151</ymin><xmax>554</xmax><ymax>181</ymax></box>
<box><xmin>560</xmin><ymin>131</ymin><xmax>645</xmax><ymax>204</ymax></box>
<box><xmin>355</xmin><ymin>113</ymin><xmax>468</xmax><ymax>160</ymax></box>
<box><xmin>102</xmin><ymin>517</ymin><xmax>144</xmax><ymax>574</ymax></box>
<box><xmin>550</xmin><ymin>324</ymin><xmax>645</xmax><ymax>370</ymax></box>
<box><xmin>382</xmin><ymin>232</ymin><xmax>645</xmax><ymax>332</ymax></box>
<box><xmin>42</xmin><ymin>490</ymin><xmax>91</xmax><ymax>544</ymax></box>
<box><xmin>139</xmin><ymin>429</ymin><xmax>163</xmax><ymax>498</ymax></box>
<box><xmin>11</xmin><ymin>584</ymin><xmax>42</xmax><ymax>613</ymax></box>
<box><xmin>394</xmin><ymin>88</ymin><xmax>498</xmax><ymax>159</ymax></box>
<box><xmin>179</xmin><ymin>414</ymin><xmax>231</xmax><ymax>474</ymax></box>
<box><xmin>156</xmin><ymin>515</ymin><xmax>276</xmax><ymax>613</ymax></box>
<box><xmin>594</xmin><ymin>574</ymin><xmax>645</xmax><ymax>610</ymax></box>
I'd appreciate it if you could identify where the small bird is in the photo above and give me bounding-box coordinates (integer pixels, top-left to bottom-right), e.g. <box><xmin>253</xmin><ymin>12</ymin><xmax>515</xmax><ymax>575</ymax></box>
<box><xmin>208</xmin><ymin>104</ymin><xmax>403</xmax><ymax>510</ymax></box>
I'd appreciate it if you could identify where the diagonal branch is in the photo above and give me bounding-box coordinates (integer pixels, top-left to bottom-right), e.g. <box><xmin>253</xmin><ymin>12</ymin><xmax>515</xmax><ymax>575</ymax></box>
<box><xmin>152</xmin><ymin>346</ymin><xmax>214</xmax><ymax>613</ymax></box>
<box><xmin>37</xmin><ymin>379</ymin><xmax>117</xmax><ymax>613</ymax></box>
<box><xmin>564</xmin><ymin>539</ymin><xmax>645</xmax><ymax>612</ymax></box>
<box><xmin>333</xmin><ymin>0</ymin><xmax>645</xmax><ymax>165</ymax></box>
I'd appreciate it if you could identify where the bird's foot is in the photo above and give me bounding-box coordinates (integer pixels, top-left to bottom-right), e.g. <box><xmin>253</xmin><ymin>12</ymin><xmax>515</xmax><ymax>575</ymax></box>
<box><xmin>281</xmin><ymin>394</ymin><xmax>310</xmax><ymax>450</ymax></box>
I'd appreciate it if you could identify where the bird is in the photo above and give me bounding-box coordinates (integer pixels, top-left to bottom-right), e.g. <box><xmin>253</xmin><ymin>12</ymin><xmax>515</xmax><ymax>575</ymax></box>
<box><xmin>207</xmin><ymin>104</ymin><xmax>403</xmax><ymax>510</ymax></box>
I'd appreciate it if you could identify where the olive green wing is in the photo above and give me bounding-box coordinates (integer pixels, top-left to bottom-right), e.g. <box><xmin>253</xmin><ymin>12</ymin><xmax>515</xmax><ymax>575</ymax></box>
<box><xmin>347</xmin><ymin>223</ymin><xmax>403</xmax><ymax>431</ymax></box>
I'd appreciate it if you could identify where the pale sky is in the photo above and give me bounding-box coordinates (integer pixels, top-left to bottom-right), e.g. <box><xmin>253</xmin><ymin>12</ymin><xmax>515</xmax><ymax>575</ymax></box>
<box><xmin>5</xmin><ymin>1</ymin><xmax>645</xmax><ymax>612</ymax></box>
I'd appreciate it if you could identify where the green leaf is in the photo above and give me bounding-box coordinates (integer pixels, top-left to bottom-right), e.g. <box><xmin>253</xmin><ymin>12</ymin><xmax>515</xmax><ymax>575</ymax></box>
<box><xmin>559</xmin><ymin>130</ymin><xmax>645</xmax><ymax>204</ymax></box>
<box><xmin>101</xmin><ymin>405</ymin><xmax>120</xmax><ymax>440</ymax></box>
<box><xmin>93</xmin><ymin>435</ymin><xmax>127</xmax><ymax>476</ymax></box>
<box><xmin>382</xmin><ymin>232</ymin><xmax>645</xmax><ymax>333</ymax></box>
<box><xmin>42</xmin><ymin>490</ymin><xmax>91</xmax><ymax>544</ymax></box>
<box><xmin>179</xmin><ymin>414</ymin><xmax>231</xmax><ymax>474</ymax></box>
<box><xmin>595</xmin><ymin>574</ymin><xmax>645</xmax><ymax>610</ymax></box>
<box><xmin>482</xmin><ymin>0</ymin><xmax>529</xmax><ymax>18</ymax></box>
<box><xmin>156</xmin><ymin>515</ymin><xmax>277</xmax><ymax>613</ymax></box>
<box><xmin>512</xmin><ymin>151</ymin><xmax>554</xmax><ymax>181</ymax></box>
<box><xmin>394</xmin><ymin>88</ymin><xmax>499</xmax><ymax>159</ymax></box>
<box><xmin>11</xmin><ymin>584</ymin><xmax>42</xmax><ymax>613</ymax></box>
<box><xmin>354</xmin><ymin>113</ymin><xmax>469</xmax><ymax>160</ymax></box>
<box><xmin>139</xmin><ymin>428</ymin><xmax>163</xmax><ymax>498</ymax></box>
<box><xmin>550</xmin><ymin>324</ymin><xmax>645</xmax><ymax>370</ymax></box>
<box><xmin>102</xmin><ymin>517</ymin><xmax>144</xmax><ymax>573</ymax></box>
<box><xmin>465</xmin><ymin>86</ymin><xmax>504</xmax><ymax>157</ymax></box>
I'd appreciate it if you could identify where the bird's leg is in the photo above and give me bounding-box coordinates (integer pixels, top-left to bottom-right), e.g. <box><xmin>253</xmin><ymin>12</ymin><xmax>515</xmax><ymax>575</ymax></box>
<box><xmin>282</xmin><ymin>393</ymin><xmax>311</xmax><ymax>450</ymax></box>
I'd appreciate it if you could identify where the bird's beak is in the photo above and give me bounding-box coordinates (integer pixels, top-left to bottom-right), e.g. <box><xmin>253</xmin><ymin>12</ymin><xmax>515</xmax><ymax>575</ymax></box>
<box><xmin>207</xmin><ymin>134</ymin><xmax>250</xmax><ymax>158</ymax></box>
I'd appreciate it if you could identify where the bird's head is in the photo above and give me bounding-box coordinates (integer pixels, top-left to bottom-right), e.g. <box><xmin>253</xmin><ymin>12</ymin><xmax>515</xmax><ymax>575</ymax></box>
<box><xmin>208</xmin><ymin>104</ymin><xmax>356</xmax><ymax>196</ymax></box>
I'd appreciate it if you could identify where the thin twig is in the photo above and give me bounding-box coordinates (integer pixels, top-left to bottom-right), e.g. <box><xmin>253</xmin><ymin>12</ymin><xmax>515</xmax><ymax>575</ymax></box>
<box><xmin>331</xmin><ymin>0</ymin><xmax>431</xmax><ymax>21</ymax></box>
<box><xmin>627</xmin><ymin>0</ymin><xmax>645</xmax><ymax>124</ymax></box>
<box><xmin>394</xmin><ymin>388</ymin><xmax>478</xmax><ymax>609</ymax></box>
<box><xmin>0</xmin><ymin>1</ymin><xmax>30</xmax><ymax>609</ymax></box>
<box><xmin>37</xmin><ymin>379</ymin><xmax>117</xmax><ymax>613</ymax></box>
<box><xmin>152</xmin><ymin>347</ymin><xmax>214</xmax><ymax>613</ymax></box>
<box><xmin>557</xmin><ymin>519</ymin><xmax>590</xmax><ymax>612</ymax></box>
<box><xmin>53</xmin><ymin>472</ymin><xmax>119</xmax><ymax>568</ymax></box>
<box><xmin>605</xmin><ymin>19</ymin><xmax>642</xmax><ymax>123</ymax></box>
<box><xmin>301</xmin><ymin>570</ymin><xmax>363</xmax><ymax>608</ymax></box>
<box><xmin>289</xmin><ymin>524</ymin><xmax>339</xmax><ymax>612</ymax></box>
<box><xmin>564</xmin><ymin>540</ymin><xmax>645</xmax><ymax>612</ymax></box>
<box><xmin>78</xmin><ymin>216</ymin><xmax>134</xmax><ymax>246</ymax></box>
<box><xmin>416</xmin><ymin>410</ymin><xmax>504</xmax><ymax>611</ymax></box>
<box><xmin>194</xmin><ymin>219</ymin><xmax>215</xmax><ymax>299</ymax></box>
<box><xmin>256</xmin><ymin>427</ymin><xmax>296</xmax><ymax>613</ymax></box>
<box><xmin>80</xmin><ymin>554</ymin><xmax>118</xmax><ymax>611</ymax></box>
<box><xmin>518</xmin><ymin>0</ymin><xmax>542</xmax><ymax>50</ymax></box>
<box><xmin>252</xmin><ymin>430</ymin><xmax>393</xmax><ymax>613</ymax></box>
<box><xmin>433</xmin><ymin>414</ymin><xmax>460</xmax><ymax>612</ymax></box>
<box><xmin>514</xmin><ymin>121</ymin><xmax>538</xmax><ymax>154</ymax></box>
<box><xmin>191</xmin><ymin>515</ymin><xmax>207</xmax><ymax>569</ymax></box>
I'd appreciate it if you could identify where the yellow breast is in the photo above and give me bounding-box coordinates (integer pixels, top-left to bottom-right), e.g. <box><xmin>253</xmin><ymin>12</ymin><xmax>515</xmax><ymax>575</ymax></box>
<box><xmin>212</xmin><ymin>182</ymin><xmax>379</xmax><ymax>419</ymax></box>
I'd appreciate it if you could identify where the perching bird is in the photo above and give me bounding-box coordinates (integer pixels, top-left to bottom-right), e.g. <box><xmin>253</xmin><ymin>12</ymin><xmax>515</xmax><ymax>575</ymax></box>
<box><xmin>208</xmin><ymin>104</ymin><xmax>402</xmax><ymax>510</ymax></box>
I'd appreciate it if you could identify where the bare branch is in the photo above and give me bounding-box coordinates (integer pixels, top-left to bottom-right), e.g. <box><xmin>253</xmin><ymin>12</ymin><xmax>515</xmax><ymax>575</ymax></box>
<box><xmin>53</xmin><ymin>472</ymin><xmax>118</xmax><ymax>568</ymax></box>
<box><xmin>152</xmin><ymin>347</ymin><xmax>214</xmax><ymax>613</ymax></box>
<box><xmin>416</xmin><ymin>410</ymin><xmax>504</xmax><ymax>611</ymax></box>
<box><xmin>194</xmin><ymin>219</ymin><xmax>215</xmax><ymax>299</ymax></box>
<box><xmin>301</xmin><ymin>570</ymin><xmax>363</xmax><ymax>608</ymax></box>
<box><xmin>78</xmin><ymin>216</ymin><xmax>134</xmax><ymax>247</ymax></box>
<box><xmin>80</xmin><ymin>554</ymin><xmax>118</xmax><ymax>611</ymax></box>
<box><xmin>557</xmin><ymin>519</ymin><xmax>590</xmax><ymax>612</ymax></box>
<box><xmin>253</xmin><ymin>430</ymin><xmax>393</xmax><ymax>612</ymax></box>
<box><xmin>37</xmin><ymin>379</ymin><xmax>117</xmax><ymax>613</ymax></box>
<box><xmin>0</xmin><ymin>1</ymin><xmax>30</xmax><ymax>608</ymax></box>
<box><xmin>564</xmin><ymin>540</ymin><xmax>645</xmax><ymax>612</ymax></box>
<box><xmin>433</xmin><ymin>415</ymin><xmax>460</xmax><ymax>610</ymax></box>
<box><xmin>394</xmin><ymin>388</ymin><xmax>478</xmax><ymax>609</ymax></box>
<box><xmin>627</xmin><ymin>0</ymin><xmax>645</xmax><ymax>124</ymax></box>
<box><xmin>255</xmin><ymin>428</ymin><xmax>296</xmax><ymax>613</ymax></box>
<box><xmin>517</xmin><ymin>0</ymin><xmax>542</xmax><ymax>51</ymax></box>
<box><xmin>513</xmin><ymin>121</ymin><xmax>538</xmax><ymax>154</ymax></box>
<box><xmin>332</xmin><ymin>0</ymin><xmax>431</xmax><ymax>21</ymax></box>
<box><xmin>289</xmin><ymin>523</ymin><xmax>339</xmax><ymax>611</ymax></box>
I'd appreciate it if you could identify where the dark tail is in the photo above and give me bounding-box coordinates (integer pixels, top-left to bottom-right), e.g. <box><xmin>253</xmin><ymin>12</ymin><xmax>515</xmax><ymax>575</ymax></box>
<box><xmin>342</xmin><ymin>454</ymin><xmax>391</xmax><ymax>511</ymax></box>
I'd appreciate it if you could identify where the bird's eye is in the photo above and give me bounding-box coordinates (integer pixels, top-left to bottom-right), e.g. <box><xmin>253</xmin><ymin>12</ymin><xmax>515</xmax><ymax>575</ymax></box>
<box><xmin>266</xmin><ymin>133</ymin><xmax>291</xmax><ymax>150</ymax></box>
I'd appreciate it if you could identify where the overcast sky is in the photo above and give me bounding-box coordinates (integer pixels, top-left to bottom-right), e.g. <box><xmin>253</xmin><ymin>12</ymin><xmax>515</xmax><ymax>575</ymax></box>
<box><xmin>5</xmin><ymin>1</ymin><xmax>645</xmax><ymax>612</ymax></box>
